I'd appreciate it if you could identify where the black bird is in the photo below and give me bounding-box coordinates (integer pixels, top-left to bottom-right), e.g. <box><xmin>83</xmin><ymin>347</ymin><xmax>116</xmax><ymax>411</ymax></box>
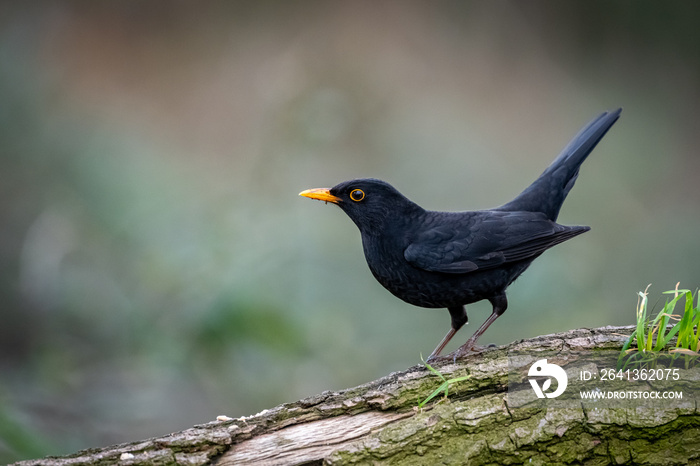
<box><xmin>300</xmin><ymin>109</ymin><xmax>621</xmax><ymax>360</ymax></box>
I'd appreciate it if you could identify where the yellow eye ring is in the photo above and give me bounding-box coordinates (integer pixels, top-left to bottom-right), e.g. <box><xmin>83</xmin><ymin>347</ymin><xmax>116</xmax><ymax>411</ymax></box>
<box><xmin>350</xmin><ymin>189</ymin><xmax>365</xmax><ymax>202</ymax></box>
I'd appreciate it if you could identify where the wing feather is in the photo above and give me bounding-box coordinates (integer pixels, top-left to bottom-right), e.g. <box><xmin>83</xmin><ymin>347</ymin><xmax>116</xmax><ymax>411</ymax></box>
<box><xmin>404</xmin><ymin>211</ymin><xmax>588</xmax><ymax>274</ymax></box>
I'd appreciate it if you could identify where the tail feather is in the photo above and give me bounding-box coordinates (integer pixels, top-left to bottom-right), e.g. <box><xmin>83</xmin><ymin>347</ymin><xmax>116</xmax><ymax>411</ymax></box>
<box><xmin>497</xmin><ymin>108</ymin><xmax>622</xmax><ymax>220</ymax></box>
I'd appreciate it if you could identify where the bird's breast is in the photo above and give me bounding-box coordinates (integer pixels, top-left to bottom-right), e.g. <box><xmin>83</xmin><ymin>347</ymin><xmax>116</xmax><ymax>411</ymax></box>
<box><xmin>360</xmin><ymin>234</ymin><xmax>451</xmax><ymax>308</ymax></box>
<box><xmin>359</xmin><ymin>231</ymin><xmax>532</xmax><ymax>309</ymax></box>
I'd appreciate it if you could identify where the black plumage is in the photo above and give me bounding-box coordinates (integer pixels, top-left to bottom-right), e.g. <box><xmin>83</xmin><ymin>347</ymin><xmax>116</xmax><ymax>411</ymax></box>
<box><xmin>300</xmin><ymin>109</ymin><xmax>621</xmax><ymax>360</ymax></box>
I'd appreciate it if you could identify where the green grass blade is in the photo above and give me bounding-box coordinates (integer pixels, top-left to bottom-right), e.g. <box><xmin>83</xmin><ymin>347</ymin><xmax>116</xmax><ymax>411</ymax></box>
<box><xmin>419</xmin><ymin>382</ymin><xmax>449</xmax><ymax>408</ymax></box>
<box><xmin>420</xmin><ymin>355</ymin><xmax>447</xmax><ymax>382</ymax></box>
<box><xmin>677</xmin><ymin>291</ymin><xmax>695</xmax><ymax>349</ymax></box>
<box><xmin>663</xmin><ymin>289</ymin><xmax>692</xmax><ymax>296</ymax></box>
<box><xmin>695</xmin><ymin>292</ymin><xmax>700</xmax><ymax>351</ymax></box>
<box><xmin>617</xmin><ymin>334</ymin><xmax>636</xmax><ymax>370</ymax></box>
<box><xmin>425</xmin><ymin>363</ymin><xmax>446</xmax><ymax>381</ymax></box>
<box><xmin>636</xmin><ymin>289</ymin><xmax>649</xmax><ymax>351</ymax></box>
<box><xmin>652</xmin><ymin>313</ymin><xmax>676</xmax><ymax>351</ymax></box>
<box><xmin>652</xmin><ymin>291</ymin><xmax>690</xmax><ymax>349</ymax></box>
<box><xmin>417</xmin><ymin>375</ymin><xmax>471</xmax><ymax>408</ymax></box>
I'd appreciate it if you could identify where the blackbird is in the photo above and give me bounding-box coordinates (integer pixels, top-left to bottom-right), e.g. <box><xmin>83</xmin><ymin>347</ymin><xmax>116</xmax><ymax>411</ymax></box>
<box><xmin>300</xmin><ymin>109</ymin><xmax>621</xmax><ymax>360</ymax></box>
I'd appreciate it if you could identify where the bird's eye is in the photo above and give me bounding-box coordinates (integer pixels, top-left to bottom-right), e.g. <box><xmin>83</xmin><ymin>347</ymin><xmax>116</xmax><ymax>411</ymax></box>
<box><xmin>350</xmin><ymin>189</ymin><xmax>365</xmax><ymax>202</ymax></box>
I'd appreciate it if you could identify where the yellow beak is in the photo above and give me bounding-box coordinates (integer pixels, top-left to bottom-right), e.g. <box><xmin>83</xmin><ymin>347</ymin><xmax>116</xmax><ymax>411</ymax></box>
<box><xmin>299</xmin><ymin>188</ymin><xmax>342</xmax><ymax>204</ymax></box>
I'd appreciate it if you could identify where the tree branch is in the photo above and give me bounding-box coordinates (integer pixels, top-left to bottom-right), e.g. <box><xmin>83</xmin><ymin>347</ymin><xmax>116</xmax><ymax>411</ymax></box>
<box><xmin>13</xmin><ymin>326</ymin><xmax>700</xmax><ymax>465</ymax></box>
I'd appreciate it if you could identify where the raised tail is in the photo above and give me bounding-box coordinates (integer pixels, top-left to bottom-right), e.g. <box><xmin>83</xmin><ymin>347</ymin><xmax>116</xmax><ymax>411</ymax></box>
<box><xmin>497</xmin><ymin>108</ymin><xmax>621</xmax><ymax>221</ymax></box>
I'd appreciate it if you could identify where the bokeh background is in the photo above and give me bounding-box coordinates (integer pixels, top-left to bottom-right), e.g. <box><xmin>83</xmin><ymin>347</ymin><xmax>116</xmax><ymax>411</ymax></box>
<box><xmin>2</xmin><ymin>1</ymin><xmax>699</xmax><ymax>461</ymax></box>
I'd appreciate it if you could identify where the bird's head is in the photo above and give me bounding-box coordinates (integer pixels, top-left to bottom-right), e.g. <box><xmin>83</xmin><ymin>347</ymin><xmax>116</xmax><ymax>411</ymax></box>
<box><xmin>300</xmin><ymin>178</ymin><xmax>422</xmax><ymax>234</ymax></box>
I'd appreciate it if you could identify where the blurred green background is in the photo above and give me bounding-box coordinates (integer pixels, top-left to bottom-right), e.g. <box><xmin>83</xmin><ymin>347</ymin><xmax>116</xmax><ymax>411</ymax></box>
<box><xmin>1</xmin><ymin>1</ymin><xmax>699</xmax><ymax>461</ymax></box>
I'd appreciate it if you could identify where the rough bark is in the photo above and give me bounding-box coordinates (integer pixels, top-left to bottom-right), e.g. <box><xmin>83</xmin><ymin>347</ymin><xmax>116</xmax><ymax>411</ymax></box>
<box><xmin>13</xmin><ymin>326</ymin><xmax>700</xmax><ymax>465</ymax></box>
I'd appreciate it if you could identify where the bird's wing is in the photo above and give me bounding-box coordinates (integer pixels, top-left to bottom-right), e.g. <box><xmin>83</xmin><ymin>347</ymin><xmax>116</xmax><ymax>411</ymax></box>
<box><xmin>404</xmin><ymin>211</ymin><xmax>588</xmax><ymax>274</ymax></box>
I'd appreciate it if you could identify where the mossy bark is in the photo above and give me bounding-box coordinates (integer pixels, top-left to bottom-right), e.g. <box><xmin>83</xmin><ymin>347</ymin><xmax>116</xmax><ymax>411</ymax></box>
<box><xmin>13</xmin><ymin>326</ymin><xmax>700</xmax><ymax>465</ymax></box>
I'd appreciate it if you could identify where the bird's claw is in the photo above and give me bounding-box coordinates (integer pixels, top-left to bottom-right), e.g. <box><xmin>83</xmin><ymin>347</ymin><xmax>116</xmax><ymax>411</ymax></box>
<box><xmin>447</xmin><ymin>343</ymin><xmax>492</xmax><ymax>362</ymax></box>
<box><xmin>425</xmin><ymin>353</ymin><xmax>449</xmax><ymax>364</ymax></box>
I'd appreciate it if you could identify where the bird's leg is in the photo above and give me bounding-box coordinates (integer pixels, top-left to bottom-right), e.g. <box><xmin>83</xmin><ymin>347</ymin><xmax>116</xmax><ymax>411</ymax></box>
<box><xmin>452</xmin><ymin>294</ymin><xmax>508</xmax><ymax>359</ymax></box>
<box><xmin>427</xmin><ymin>305</ymin><xmax>467</xmax><ymax>361</ymax></box>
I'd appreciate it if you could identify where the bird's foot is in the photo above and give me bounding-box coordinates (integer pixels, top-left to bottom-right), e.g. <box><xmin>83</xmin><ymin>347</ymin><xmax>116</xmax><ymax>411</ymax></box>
<box><xmin>448</xmin><ymin>343</ymin><xmax>490</xmax><ymax>362</ymax></box>
<box><xmin>426</xmin><ymin>342</ymin><xmax>497</xmax><ymax>365</ymax></box>
<box><xmin>425</xmin><ymin>353</ymin><xmax>450</xmax><ymax>364</ymax></box>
